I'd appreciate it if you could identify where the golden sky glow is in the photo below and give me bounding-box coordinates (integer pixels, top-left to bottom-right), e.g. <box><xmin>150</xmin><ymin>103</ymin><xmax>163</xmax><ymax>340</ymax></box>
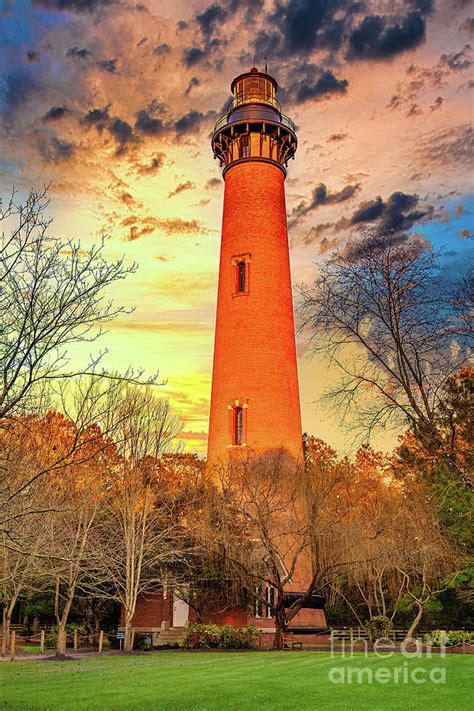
<box><xmin>1</xmin><ymin>0</ymin><xmax>472</xmax><ymax>453</ymax></box>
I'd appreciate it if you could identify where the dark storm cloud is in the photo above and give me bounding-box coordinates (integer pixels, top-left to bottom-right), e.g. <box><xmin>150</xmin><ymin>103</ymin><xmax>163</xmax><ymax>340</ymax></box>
<box><xmin>108</xmin><ymin>118</ymin><xmax>135</xmax><ymax>152</ymax></box>
<box><xmin>67</xmin><ymin>47</ymin><xmax>90</xmax><ymax>59</ymax></box>
<box><xmin>350</xmin><ymin>191</ymin><xmax>431</xmax><ymax>232</ymax></box>
<box><xmin>252</xmin><ymin>1</ymin><xmax>433</xmax><ymax>69</ymax></box>
<box><xmin>97</xmin><ymin>58</ymin><xmax>118</xmax><ymax>73</ymax></box>
<box><xmin>346</xmin><ymin>11</ymin><xmax>427</xmax><ymax>61</ymax></box>
<box><xmin>196</xmin><ymin>3</ymin><xmax>227</xmax><ymax>37</ymax></box>
<box><xmin>135</xmin><ymin>109</ymin><xmax>165</xmax><ymax>136</ymax></box>
<box><xmin>82</xmin><ymin>106</ymin><xmax>110</xmax><ymax>128</ymax></box>
<box><xmin>44</xmin><ymin>106</ymin><xmax>69</xmax><ymax>120</ymax></box>
<box><xmin>255</xmin><ymin>0</ymin><xmax>348</xmax><ymax>58</ymax></box>
<box><xmin>290</xmin><ymin>182</ymin><xmax>361</xmax><ymax>226</ymax></box>
<box><xmin>37</xmin><ymin>134</ymin><xmax>75</xmax><ymax>163</ymax></box>
<box><xmin>33</xmin><ymin>0</ymin><xmax>115</xmax><ymax>12</ymax></box>
<box><xmin>185</xmin><ymin>77</ymin><xmax>200</xmax><ymax>96</ymax></box>
<box><xmin>182</xmin><ymin>0</ymin><xmax>263</xmax><ymax>68</ymax></box>
<box><xmin>174</xmin><ymin>109</ymin><xmax>216</xmax><ymax>135</ymax></box>
<box><xmin>299</xmin><ymin>189</ymin><xmax>436</xmax><ymax>250</ymax></box>
<box><xmin>291</xmin><ymin>69</ymin><xmax>348</xmax><ymax>103</ymax></box>
<box><xmin>183</xmin><ymin>46</ymin><xmax>206</xmax><ymax>67</ymax></box>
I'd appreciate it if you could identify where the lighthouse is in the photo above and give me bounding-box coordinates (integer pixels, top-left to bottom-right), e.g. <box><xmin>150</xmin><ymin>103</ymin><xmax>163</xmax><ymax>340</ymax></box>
<box><xmin>208</xmin><ymin>67</ymin><xmax>302</xmax><ymax>463</ymax></box>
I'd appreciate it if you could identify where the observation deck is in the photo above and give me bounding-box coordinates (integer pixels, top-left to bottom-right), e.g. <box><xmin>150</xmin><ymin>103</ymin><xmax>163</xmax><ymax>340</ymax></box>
<box><xmin>211</xmin><ymin>67</ymin><xmax>297</xmax><ymax>176</ymax></box>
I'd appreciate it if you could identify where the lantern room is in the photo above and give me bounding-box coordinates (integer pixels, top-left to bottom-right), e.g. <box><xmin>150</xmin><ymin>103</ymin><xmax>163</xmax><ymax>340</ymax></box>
<box><xmin>211</xmin><ymin>67</ymin><xmax>297</xmax><ymax>176</ymax></box>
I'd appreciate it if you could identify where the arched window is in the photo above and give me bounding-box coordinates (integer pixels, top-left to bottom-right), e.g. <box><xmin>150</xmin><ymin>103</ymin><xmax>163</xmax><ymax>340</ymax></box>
<box><xmin>234</xmin><ymin>407</ymin><xmax>243</xmax><ymax>446</ymax></box>
<box><xmin>237</xmin><ymin>261</ymin><xmax>246</xmax><ymax>293</ymax></box>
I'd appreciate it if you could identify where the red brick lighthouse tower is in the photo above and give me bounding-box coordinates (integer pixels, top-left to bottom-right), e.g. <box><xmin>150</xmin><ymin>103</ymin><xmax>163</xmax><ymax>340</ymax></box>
<box><xmin>208</xmin><ymin>67</ymin><xmax>302</xmax><ymax>463</ymax></box>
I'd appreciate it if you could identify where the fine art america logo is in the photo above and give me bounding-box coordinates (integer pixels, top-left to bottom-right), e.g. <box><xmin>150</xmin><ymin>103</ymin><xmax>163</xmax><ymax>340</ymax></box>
<box><xmin>328</xmin><ymin>637</ymin><xmax>447</xmax><ymax>686</ymax></box>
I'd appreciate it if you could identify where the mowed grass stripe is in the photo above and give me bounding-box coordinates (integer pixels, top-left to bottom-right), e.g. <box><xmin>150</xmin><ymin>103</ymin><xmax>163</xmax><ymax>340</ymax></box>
<box><xmin>0</xmin><ymin>652</ymin><xmax>472</xmax><ymax>711</ymax></box>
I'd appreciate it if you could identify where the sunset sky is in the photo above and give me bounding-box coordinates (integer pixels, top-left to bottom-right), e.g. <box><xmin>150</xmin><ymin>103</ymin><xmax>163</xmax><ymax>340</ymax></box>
<box><xmin>1</xmin><ymin>0</ymin><xmax>472</xmax><ymax>454</ymax></box>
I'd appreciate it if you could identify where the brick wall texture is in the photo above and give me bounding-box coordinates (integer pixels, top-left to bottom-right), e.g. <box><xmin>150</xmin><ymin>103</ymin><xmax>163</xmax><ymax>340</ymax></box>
<box><xmin>207</xmin><ymin>160</ymin><xmax>303</xmax><ymax>463</ymax></box>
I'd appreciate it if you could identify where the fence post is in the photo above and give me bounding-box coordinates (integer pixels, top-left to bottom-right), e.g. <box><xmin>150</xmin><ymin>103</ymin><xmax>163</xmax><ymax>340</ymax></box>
<box><xmin>73</xmin><ymin>629</ymin><xmax>78</xmax><ymax>653</ymax></box>
<box><xmin>40</xmin><ymin>630</ymin><xmax>45</xmax><ymax>655</ymax></box>
<box><xmin>98</xmin><ymin>630</ymin><xmax>104</xmax><ymax>656</ymax></box>
<box><xmin>350</xmin><ymin>628</ymin><xmax>354</xmax><ymax>646</ymax></box>
<box><xmin>10</xmin><ymin>632</ymin><xmax>15</xmax><ymax>661</ymax></box>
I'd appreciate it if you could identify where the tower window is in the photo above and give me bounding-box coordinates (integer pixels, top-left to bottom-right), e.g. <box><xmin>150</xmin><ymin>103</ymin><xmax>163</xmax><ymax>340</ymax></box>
<box><xmin>237</xmin><ymin>261</ymin><xmax>246</xmax><ymax>293</ymax></box>
<box><xmin>241</xmin><ymin>135</ymin><xmax>249</xmax><ymax>158</ymax></box>
<box><xmin>232</xmin><ymin>254</ymin><xmax>250</xmax><ymax>295</ymax></box>
<box><xmin>234</xmin><ymin>407</ymin><xmax>243</xmax><ymax>446</ymax></box>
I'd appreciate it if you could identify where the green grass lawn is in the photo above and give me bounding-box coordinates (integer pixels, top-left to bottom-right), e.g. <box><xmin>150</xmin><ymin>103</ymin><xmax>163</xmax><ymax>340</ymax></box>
<box><xmin>1</xmin><ymin>651</ymin><xmax>472</xmax><ymax>711</ymax></box>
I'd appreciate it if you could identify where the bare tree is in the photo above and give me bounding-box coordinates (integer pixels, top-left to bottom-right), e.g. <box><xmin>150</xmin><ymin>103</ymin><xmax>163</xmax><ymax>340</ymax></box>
<box><xmin>208</xmin><ymin>452</ymin><xmax>321</xmax><ymax>650</ymax></box>
<box><xmin>0</xmin><ymin>186</ymin><xmax>142</xmax><ymax>422</ymax></box>
<box><xmin>90</xmin><ymin>387</ymin><xmax>186</xmax><ymax>652</ymax></box>
<box><xmin>0</xmin><ymin>186</ymin><xmax>160</xmax><ymax>530</ymax></box>
<box><xmin>299</xmin><ymin>231</ymin><xmax>473</xmax><ymax>485</ymax></box>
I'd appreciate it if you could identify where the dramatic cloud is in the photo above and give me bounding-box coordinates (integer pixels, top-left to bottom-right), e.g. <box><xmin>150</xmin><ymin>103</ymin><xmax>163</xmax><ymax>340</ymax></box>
<box><xmin>290</xmin><ymin>182</ymin><xmax>361</xmax><ymax>226</ymax></box>
<box><xmin>135</xmin><ymin>109</ymin><xmax>165</xmax><ymax>136</ymax></box>
<box><xmin>44</xmin><ymin>106</ymin><xmax>69</xmax><ymax>121</ymax></box>
<box><xmin>290</xmin><ymin>69</ymin><xmax>348</xmax><ymax>104</ymax></box>
<box><xmin>254</xmin><ymin>0</ymin><xmax>433</xmax><ymax>67</ymax></box>
<box><xmin>82</xmin><ymin>106</ymin><xmax>110</xmax><ymax>131</ymax></box>
<box><xmin>109</xmin><ymin>118</ymin><xmax>135</xmax><ymax>152</ymax></box>
<box><xmin>37</xmin><ymin>133</ymin><xmax>75</xmax><ymax>163</ymax></box>
<box><xmin>174</xmin><ymin>110</ymin><xmax>216</xmax><ymax>135</ymax></box>
<box><xmin>347</xmin><ymin>11</ymin><xmax>428</xmax><ymax>61</ymax></box>
<box><xmin>299</xmin><ymin>190</ymin><xmax>436</xmax><ymax>251</ymax></box>
<box><xmin>349</xmin><ymin>191</ymin><xmax>431</xmax><ymax>232</ymax></box>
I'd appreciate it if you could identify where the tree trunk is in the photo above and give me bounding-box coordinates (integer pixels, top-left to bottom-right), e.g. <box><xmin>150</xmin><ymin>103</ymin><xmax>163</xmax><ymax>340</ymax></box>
<box><xmin>55</xmin><ymin>584</ymin><xmax>75</xmax><ymax>654</ymax></box>
<box><xmin>404</xmin><ymin>602</ymin><xmax>424</xmax><ymax>642</ymax></box>
<box><xmin>273</xmin><ymin>608</ymin><xmax>286</xmax><ymax>650</ymax></box>
<box><xmin>57</xmin><ymin>621</ymin><xmax>67</xmax><ymax>655</ymax></box>
<box><xmin>123</xmin><ymin>617</ymin><xmax>133</xmax><ymax>652</ymax></box>
<box><xmin>2</xmin><ymin>607</ymin><xmax>11</xmax><ymax>657</ymax></box>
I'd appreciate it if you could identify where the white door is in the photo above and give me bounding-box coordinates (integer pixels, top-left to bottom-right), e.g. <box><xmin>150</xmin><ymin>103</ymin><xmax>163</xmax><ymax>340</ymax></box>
<box><xmin>173</xmin><ymin>593</ymin><xmax>189</xmax><ymax>627</ymax></box>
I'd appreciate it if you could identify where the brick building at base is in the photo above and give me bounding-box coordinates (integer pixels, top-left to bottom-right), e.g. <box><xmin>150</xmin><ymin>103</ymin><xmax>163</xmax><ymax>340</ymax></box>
<box><xmin>124</xmin><ymin>588</ymin><xmax>327</xmax><ymax>647</ymax></box>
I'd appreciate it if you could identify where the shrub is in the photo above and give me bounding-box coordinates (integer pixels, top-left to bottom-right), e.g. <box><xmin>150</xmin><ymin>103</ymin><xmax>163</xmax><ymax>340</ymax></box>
<box><xmin>365</xmin><ymin>616</ymin><xmax>393</xmax><ymax>642</ymax></box>
<box><xmin>133</xmin><ymin>633</ymin><xmax>152</xmax><ymax>651</ymax></box>
<box><xmin>184</xmin><ymin>624</ymin><xmax>259</xmax><ymax>649</ymax></box>
<box><xmin>107</xmin><ymin>633</ymin><xmax>121</xmax><ymax>650</ymax></box>
<box><xmin>423</xmin><ymin>630</ymin><xmax>474</xmax><ymax>647</ymax></box>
